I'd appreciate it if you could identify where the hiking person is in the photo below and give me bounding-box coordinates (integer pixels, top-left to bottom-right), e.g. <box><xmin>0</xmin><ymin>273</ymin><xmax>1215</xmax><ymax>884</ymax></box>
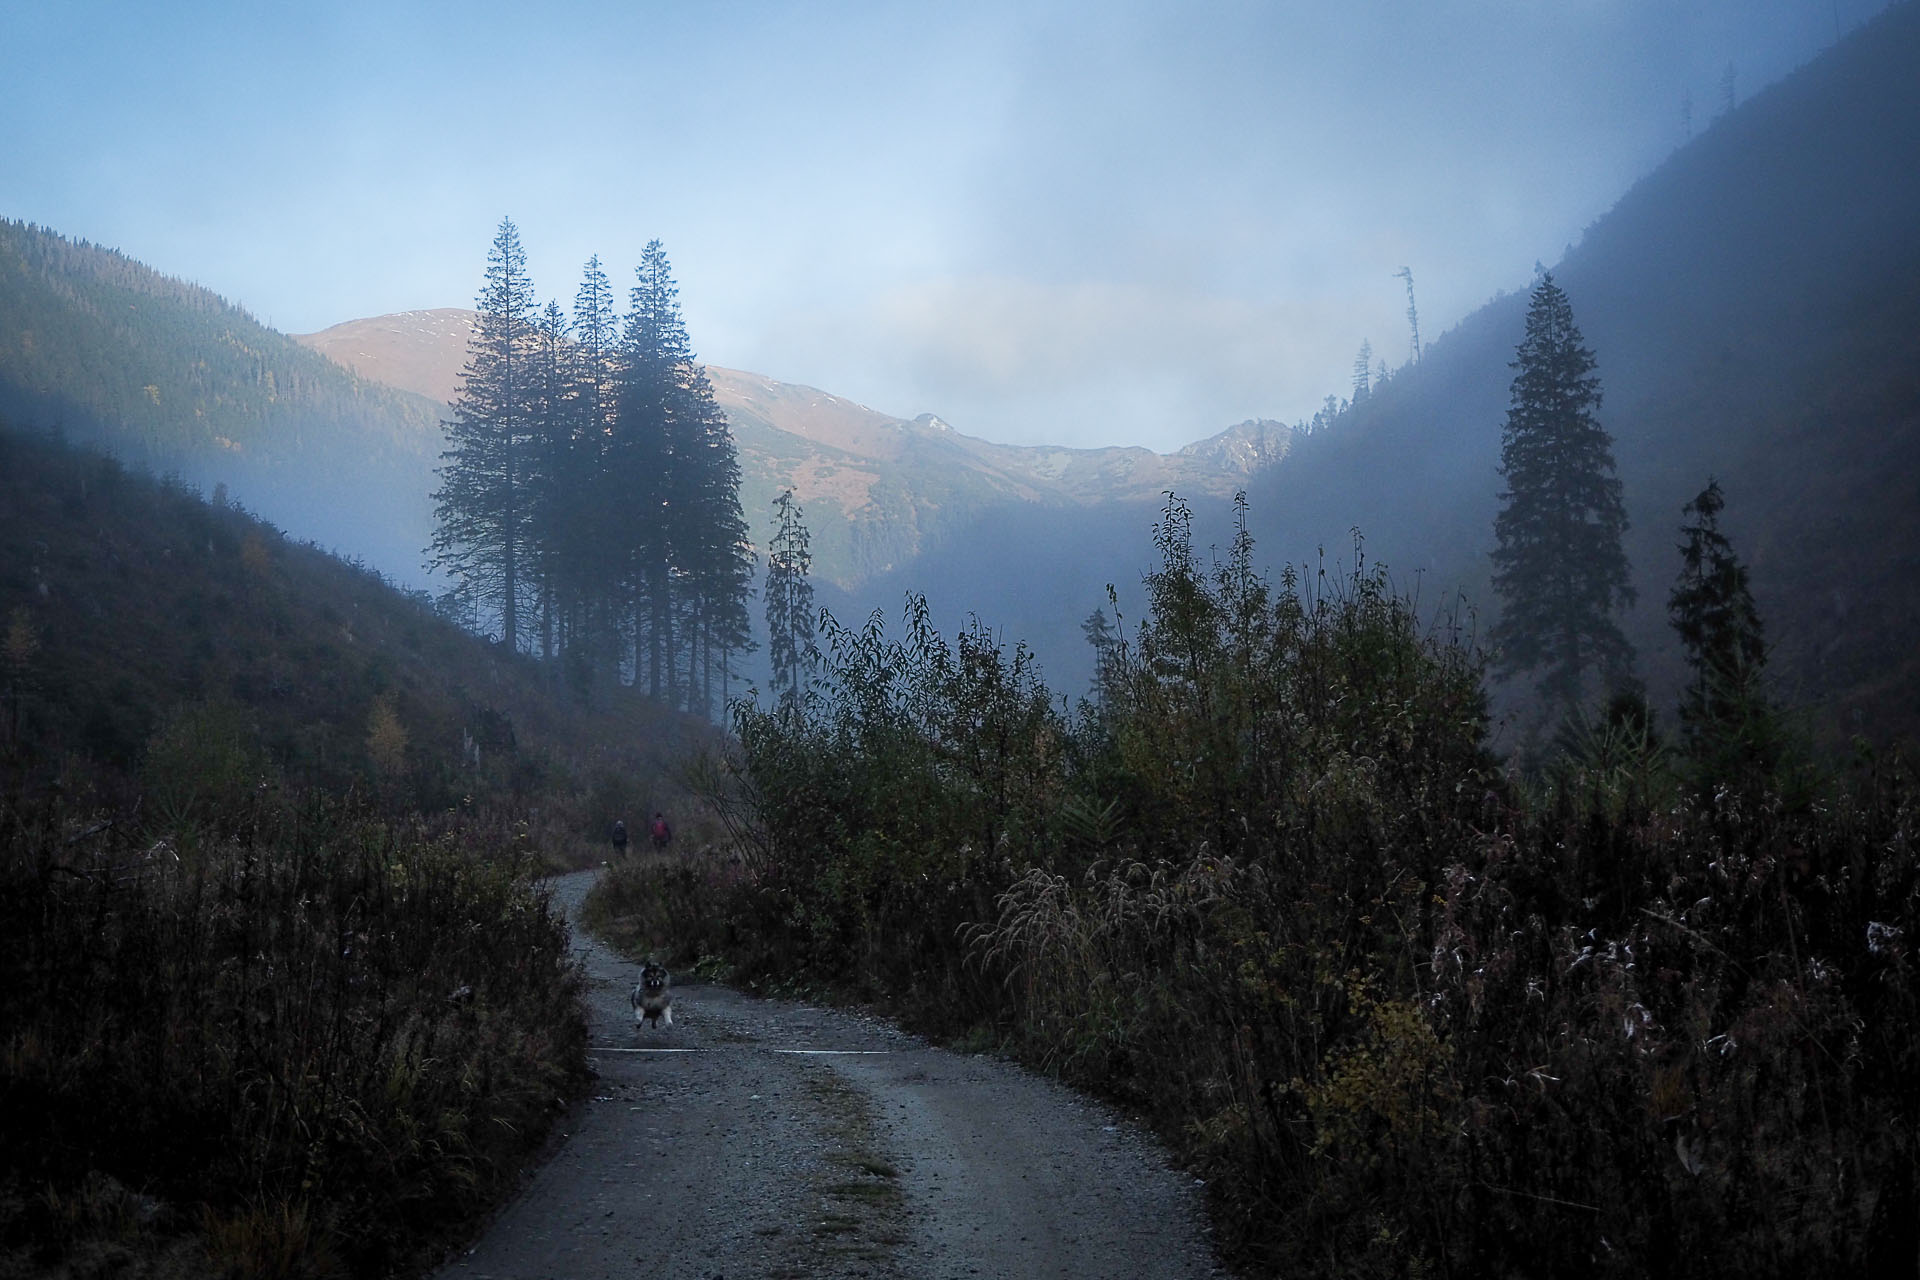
<box><xmin>610</xmin><ymin>818</ymin><xmax>628</xmax><ymax>857</ymax></box>
<box><xmin>649</xmin><ymin>812</ymin><xmax>672</xmax><ymax>851</ymax></box>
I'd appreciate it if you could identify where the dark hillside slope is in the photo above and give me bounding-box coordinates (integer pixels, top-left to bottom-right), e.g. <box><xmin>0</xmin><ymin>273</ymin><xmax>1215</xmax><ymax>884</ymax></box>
<box><xmin>1254</xmin><ymin>0</ymin><xmax>1920</xmax><ymax>744</ymax></box>
<box><xmin>0</xmin><ymin>422</ymin><xmax>706</xmax><ymax>839</ymax></box>
<box><xmin>0</xmin><ymin>221</ymin><xmax>443</xmax><ymax>579</ymax></box>
<box><xmin>0</xmin><ymin>424</ymin><xmax>698</xmax><ymax>1275</ymax></box>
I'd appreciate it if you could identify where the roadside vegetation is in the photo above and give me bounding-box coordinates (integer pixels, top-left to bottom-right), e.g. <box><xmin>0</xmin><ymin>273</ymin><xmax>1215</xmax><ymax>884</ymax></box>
<box><xmin>594</xmin><ymin>492</ymin><xmax>1919</xmax><ymax>1277</ymax></box>
<box><xmin>0</xmin><ymin>422</ymin><xmax>707</xmax><ymax>1277</ymax></box>
<box><xmin>1</xmin><ymin>786</ymin><xmax>584</xmax><ymax>1280</ymax></box>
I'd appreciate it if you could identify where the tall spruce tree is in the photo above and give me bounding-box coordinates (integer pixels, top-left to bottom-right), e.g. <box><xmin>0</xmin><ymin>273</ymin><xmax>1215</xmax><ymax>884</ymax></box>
<box><xmin>566</xmin><ymin>255</ymin><xmax>623</xmax><ymax>680</ymax></box>
<box><xmin>614</xmin><ymin>242</ymin><xmax>686</xmax><ymax>699</ymax></box>
<box><xmin>675</xmin><ymin>359</ymin><xmax>756</xmax><ymax>719</ymax></box>
<box><xmin>528</xmin><ymin>298</ymin><xmax>573</xmax><ymax>662</ymax></box>
<box><xmin>1491</xmin><ymin>274</ymin><xmax>1634</xmax><ymax>708</ymax></box>
<box><xmin>765</xmin><ymin>488</ymin><xmax>814</xmax><ymax>706</ymax></box>
<box><xmin>430</xmin><ymin>217</ymin><xmax>538</xmax><ymax>651</ymax></box>
<box><xmin>1668</xmin><ymin>479</ymin><xmax>1773</xmax><ymax>769</ymax></box>
<box><xmin>611</xmin><ymin>240</ymin><xmax>754</xmax><ymax>712</ymax></box>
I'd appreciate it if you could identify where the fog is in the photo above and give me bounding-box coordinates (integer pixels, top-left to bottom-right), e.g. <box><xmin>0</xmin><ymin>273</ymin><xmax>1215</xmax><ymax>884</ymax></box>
<box><xmin>801</xmin><ymin>0</ymin><xmax>1920</xmax><ymax>737</ymax></box>
<box><xmin>0</xmin><ymin>0</ymin><xmax>1864</xmax><ymax>451</ymax></box>
<box><xmin>4</xmin><ymin>1</ymin><xmax>1915</xmax><ymax>738</ymax></box>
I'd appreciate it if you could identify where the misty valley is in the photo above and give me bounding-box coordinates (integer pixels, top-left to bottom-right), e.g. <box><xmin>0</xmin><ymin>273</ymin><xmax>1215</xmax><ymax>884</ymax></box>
<box><xmin>5</xmin><ymin>3</ymin><xmax>1920</xmax><ymax>1278</ymax></box>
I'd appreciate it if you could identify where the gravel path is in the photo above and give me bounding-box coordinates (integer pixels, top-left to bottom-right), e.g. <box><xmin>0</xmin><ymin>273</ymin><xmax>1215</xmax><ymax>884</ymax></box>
<box><xmin>435</xmin><ymin>870</ymin><xmax>1224</xmax><ymax>1279</ymax></box>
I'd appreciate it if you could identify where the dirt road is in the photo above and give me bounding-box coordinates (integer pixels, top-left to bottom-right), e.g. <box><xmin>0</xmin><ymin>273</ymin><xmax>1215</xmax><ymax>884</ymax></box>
<box><xmin>434</xmin><ymin>870</ymin><xmax>1224</xmax><ymax>1279</ymax></box>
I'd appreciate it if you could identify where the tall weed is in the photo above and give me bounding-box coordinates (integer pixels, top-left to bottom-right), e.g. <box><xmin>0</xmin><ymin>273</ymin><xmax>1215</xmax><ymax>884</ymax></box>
<box><xmin>0</xmin><ymin>779</ymin><xmax>588</xmax><ymax>1276</ymax></box>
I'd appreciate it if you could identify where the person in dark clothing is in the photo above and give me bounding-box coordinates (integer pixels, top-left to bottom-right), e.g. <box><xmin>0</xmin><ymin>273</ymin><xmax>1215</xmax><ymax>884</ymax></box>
<box><xmin>610</xmin><ymin>818</ymin><xmax>629</xmax><ymax>857</ymax></box>
<box><xmin>649</xmin><ymin>812</ymin><xmax>672</xmax><ymax>851</ymax></box>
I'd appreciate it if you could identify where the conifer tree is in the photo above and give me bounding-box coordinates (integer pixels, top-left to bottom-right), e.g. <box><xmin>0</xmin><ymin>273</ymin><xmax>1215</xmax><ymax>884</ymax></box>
<box><xmin>528</xmin><ymin>298</ymin><xmax>573</xmax><ymax>661</ymax></box>
<box><xmin>566</xmin><ymin>255</ymin><xmax>623</xmax><ymax>678</ymax></box>
<box><xmin>1082</xmin><ymin>606</ymin><xmax>1120</xmax><ymax>679</ymax></box>
<box><xmin>572</xmin><ymin>256</ymin><xmax>620</xmax><ymax>437</ymax></box>
<box><xmin>430</xmin><ymin>217</ymin><xmax>538</xmax><ymax>651</ymax></box>
<box><xmin>765</xmin><ymin>488</ymin><xmax>814</xmax><ymax>706</ymax></box>
<box><xmin>1491</xmin><ymin>274</ymin><xmax>1634</xmax><ymax>708</ymax></box>
<box><xmin>1394</xmin><ymin>266</ymin><xmax>1422</xmax><ymax>364</ymax></box>
<box><xmin>614</xmin><ymin>242</ymin><xmax>687</xmax><ymax>699</ymax></box>
<box><xmin>675</xmin><ymin>360</ymin><xmax>756</xmax><ymax>718</ymax></box>
<box><xmin>611</xmin><ymin>240</ymin><xmax>754</xmax><ymax>711</ymax></box>
<box><xmin>1668</xmin><ymin>479</ymin><xmax>1773</xmax><ymax>770</ymax></box>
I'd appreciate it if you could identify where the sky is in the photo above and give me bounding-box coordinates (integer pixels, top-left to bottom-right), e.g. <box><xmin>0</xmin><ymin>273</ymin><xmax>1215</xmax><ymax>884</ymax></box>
<box><xmin>0</xmin><ymin>0</ymin><xmax>1870</xmax><ymax>452</ymax></box>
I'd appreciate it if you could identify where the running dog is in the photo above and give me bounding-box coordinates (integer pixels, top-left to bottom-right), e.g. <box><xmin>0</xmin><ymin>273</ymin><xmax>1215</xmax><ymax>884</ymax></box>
<box><xmin>631</xmin><ymin>961</ymin><xmax>673</xmax><ymax>1029</ymax></box>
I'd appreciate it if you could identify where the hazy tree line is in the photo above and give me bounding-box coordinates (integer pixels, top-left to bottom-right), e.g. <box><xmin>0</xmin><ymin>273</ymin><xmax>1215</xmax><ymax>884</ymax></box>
<box><xmin>0</xmin><ymin>218</ymin><xmax>438</xmax><ymax>466</ymax></box>
<box><xmin>431</xmin><ymin>218</ymin><xmax>755</xmax><ymax>717</ymax></box>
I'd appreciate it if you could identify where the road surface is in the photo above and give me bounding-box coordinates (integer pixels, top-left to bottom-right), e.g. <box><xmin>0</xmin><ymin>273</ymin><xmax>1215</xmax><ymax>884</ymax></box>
<box><xmin>434</xmin><ymin>870</ymin><xmax>1223</xmax><ymax>1279</ymax></box>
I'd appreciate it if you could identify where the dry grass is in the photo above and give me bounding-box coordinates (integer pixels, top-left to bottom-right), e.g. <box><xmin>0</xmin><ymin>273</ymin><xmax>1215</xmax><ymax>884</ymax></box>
<box><xmin>0</xmin><ymin>784</ymin><xmax>589</xmax><ymax>1277</ymax></box>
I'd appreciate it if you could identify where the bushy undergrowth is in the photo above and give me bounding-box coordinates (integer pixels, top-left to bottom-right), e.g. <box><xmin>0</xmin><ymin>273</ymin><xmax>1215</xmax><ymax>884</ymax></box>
<box><xmin>720</xmin><ymin>591</ymin><xmax>1063</xmax><ymax>1010</ymax></box>
<box><xmin>0</xmin><ymin>421</ymin><xmax>700</xmax><ymax>1276</ymax></box>
<box><xmin>0</xmin><ymin>781</ymin><xmax>588</xmax><ymax>1279</ymax></box>
<box><xmin>608</xmin><ymin>493</ymin><xmax>1920</xmax><ymax>1277</ymax></box>
<box><xmin>580</xmin><ymin>849</ymin><xmax>747</xmax><ymax>977</ymax></box>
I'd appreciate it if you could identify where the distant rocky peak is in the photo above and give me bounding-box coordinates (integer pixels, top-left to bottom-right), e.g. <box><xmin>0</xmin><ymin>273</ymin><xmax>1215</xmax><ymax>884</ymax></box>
<box><xmin>1176</xmin><ymin>419</ymin><xmax>1292</xmax><ymax>475</ymax></box>
<box><xmin>913</xmin><ymin>412</ymin><xmax>954</xmax><ymax>432</ymax></box>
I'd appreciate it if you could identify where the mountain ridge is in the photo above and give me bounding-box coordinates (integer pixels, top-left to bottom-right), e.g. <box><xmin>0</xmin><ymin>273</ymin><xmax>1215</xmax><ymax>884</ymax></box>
<box><xmin>5</xmin><ymin>0</ymin><xmax>1915</xmax><ymax>734</ymax></box>
<box><xmin>293</xmin><ymin>309</ymin><xmax>1289</xmax><ymax>588</ymax></box>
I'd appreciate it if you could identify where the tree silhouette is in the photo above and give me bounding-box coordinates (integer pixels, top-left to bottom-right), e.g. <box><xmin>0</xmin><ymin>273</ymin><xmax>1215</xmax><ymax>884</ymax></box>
<box><xmin>565</xmin><ymin>255</ymin><xmax>624</xmax><ymax>681</ymax></box>
<box><xmin>528</xmin><ymin>298</ymin><xmax>572</xmax><ymax>661</ymax></box>
<box><xmin>765</xmin><ymin>488</ymin><xmax>814</xmax><ymax>706</ymax></box>
<box><xmin>1491</xmin><ymin>274</ymin><xmax>1634</xmax><ymax>709</ymax></box>
<box><xmin>430</xmin><ymin>217</ymin><xmax>538</xmax><ymax>651</ymax></box>
<box><xmin>613</xmin><ymin>242</ymin><xmax>684</xmax><ymax>699</ymax></box>
<box><xmin>610</xmin><ymin>241</ymin><xmax>752</xmax><ymax>712</ymax></box>
<box><xmin>1669</xmin><ymin>478</ymin><xmax>1775</xmax><ymax>777</ymax></box>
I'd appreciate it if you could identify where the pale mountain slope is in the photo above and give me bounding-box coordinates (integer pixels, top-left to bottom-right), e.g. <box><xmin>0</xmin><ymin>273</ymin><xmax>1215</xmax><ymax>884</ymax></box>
<box><xmin>293</xmin><ymin>311</ymin><xmax>1286</xmax><ymax>588</ymax></box>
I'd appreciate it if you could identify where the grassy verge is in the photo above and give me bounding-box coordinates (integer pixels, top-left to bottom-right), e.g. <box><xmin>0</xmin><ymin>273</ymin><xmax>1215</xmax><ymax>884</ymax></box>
<box><xmin>0</xmin><ymin>783</ymin><xmax>589</xmax><ymax>1278</ymax></box>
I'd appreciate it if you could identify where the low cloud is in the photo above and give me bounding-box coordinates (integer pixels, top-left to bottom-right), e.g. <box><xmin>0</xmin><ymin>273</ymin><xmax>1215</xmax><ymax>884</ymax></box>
<box><xmin>759</xmin><ymin>274</ymin><xmax>1393</xmax><ymax>451</ymax></box>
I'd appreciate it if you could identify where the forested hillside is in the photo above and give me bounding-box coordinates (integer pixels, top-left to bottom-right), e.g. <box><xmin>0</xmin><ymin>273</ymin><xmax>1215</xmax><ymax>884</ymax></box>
<box><xmin>0</xmin><ymin>220</ymin><xmax>443</xmax><ymax>577</ymax></box>
<box><xmin>0</xmin><ymin>418</ymin><xmax>721</xmax><ymax>1275</ymax></box>
<box><xmin>1251</xmin><ymin>0</ymin><xmax>1920</xmax><ymax>745</ymax></box>
<box><xmin>0</xmin><ymin>419</ymin><xmax>706</xmax><ymax>827</ymax></box>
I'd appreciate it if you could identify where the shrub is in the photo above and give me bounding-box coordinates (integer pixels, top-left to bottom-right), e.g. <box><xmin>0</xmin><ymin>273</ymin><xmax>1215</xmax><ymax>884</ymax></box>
<box><xmin>685</xmin><ymin>492</ymin><xmax>1920</xmax><ymax>1277</ymax></box>
<box><xmin>716</xmin><ymin>593</ymin><xmax>1065</xmax><ymax>1016</ymax></box>
<box><xmin>0</xmin><ymin>780</ymin><xmax>589</xmax><ymax>1276</ymax></box>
